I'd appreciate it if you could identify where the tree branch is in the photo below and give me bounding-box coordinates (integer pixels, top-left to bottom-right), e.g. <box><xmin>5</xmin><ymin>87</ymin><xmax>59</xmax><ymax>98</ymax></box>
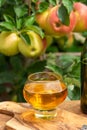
<box><xmin>24</xmin><ymin>0</ymin><xmax>31</xmax><ymax>15</ymax></box>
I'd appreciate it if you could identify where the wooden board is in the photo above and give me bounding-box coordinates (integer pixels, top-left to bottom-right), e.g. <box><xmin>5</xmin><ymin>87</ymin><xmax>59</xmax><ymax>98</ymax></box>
<box><xmin>0</xmin><ymin>114</ymin><xmax>12</xmax><ymax>130</ymax></box>
<box><xmin>0</xmin><ymin>101</ymin><xmax>87</xmax><ymax>130</ymax></box>
<box><xmin>6</xmin><ymin>108</ymin><xmax>87</xmax><ymax>130</ymax></box>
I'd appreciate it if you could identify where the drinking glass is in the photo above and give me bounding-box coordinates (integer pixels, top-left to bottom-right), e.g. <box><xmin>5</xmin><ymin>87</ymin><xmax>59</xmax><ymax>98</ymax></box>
<box><xmin>23</xmin><ymin>72</ymin><xmax>67</xmax><ymax>119</ymax></box>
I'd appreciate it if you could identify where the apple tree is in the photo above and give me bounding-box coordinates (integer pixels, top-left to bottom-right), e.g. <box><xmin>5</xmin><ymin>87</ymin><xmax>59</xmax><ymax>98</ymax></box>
<box><xmin>0</xmin><ymin>0</ymin><xmax>87</xmax><ymax>101</ymax></box>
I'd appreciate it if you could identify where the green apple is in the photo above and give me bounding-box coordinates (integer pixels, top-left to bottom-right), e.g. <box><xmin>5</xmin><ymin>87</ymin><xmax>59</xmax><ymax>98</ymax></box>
<box><xmin>18</xmin><ymin>31</ymin><xmax>44</xmax><ymax>57</ymax></box>
<box><xmin>0</xmin><ymin>32</ymin><xmax>19</xmax><ymax>56</ymax></box>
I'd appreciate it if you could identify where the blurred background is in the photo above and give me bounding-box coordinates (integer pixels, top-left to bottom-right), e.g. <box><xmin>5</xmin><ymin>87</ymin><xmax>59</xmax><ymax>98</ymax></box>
<box><xmin>0</xmin><ymin>0</ymin><xmax>87</xmax><ymax>102</ymax></box>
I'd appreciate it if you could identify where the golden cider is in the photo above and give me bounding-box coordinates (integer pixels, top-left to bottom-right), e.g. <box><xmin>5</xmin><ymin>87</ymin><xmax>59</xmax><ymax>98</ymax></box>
<box><xmin>23</xmin><ymin>81</ymin><xmax>67</xmax><ymax>110</ymax></box>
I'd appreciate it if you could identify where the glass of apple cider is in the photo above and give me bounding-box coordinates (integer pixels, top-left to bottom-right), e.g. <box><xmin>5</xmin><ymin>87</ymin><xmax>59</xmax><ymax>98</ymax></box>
<box><xmin>23</xmin><ymin>72</ymin><xmax>67</xmax><ymax>119</ymax></box>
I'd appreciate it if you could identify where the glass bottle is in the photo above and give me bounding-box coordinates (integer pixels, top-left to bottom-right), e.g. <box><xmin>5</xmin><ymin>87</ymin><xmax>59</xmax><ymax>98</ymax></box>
<box><xmin>81</xmin><ymin>38</ymin><xmax>87</xmax><ymax>114</ymax></box>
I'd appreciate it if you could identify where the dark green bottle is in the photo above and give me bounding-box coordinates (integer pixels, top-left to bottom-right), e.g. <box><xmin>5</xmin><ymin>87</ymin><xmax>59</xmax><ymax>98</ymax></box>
<box><xmin>81</xmin><ymin>38</ymin><xmax>87</xmax><ymax>114</ymax></box>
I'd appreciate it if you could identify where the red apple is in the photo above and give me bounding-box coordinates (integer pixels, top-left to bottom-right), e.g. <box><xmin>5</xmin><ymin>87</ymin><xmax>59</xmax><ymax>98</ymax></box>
<box><xmin>73</xmin><ymin>2</ymin><xmax>87</xmax><ymax>32</ymax></box>
<box><xmin>36</xmin><ymin>5</ymin><xmax>77</xmax><ymax>37</ymax></box>
<box><xmin>35</xmin><ymin>7</ymin><xmax>52</xmax><ymax>31</ymax></box>
<box><xmin>45</xmin><ymin>5</ymin><xmax>77</xmax><ymax>37</ymax></box>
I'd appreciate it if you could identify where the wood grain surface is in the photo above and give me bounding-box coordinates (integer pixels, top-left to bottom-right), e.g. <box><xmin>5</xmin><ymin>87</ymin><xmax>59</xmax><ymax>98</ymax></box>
<box><xmin>0</xmin><ymin>101</ymin><xmax>87</xmax><ymax>130</ymax></box>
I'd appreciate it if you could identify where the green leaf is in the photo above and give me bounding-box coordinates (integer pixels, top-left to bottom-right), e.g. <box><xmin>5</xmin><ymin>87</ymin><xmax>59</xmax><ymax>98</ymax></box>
<box><xmin>46</xmin><ymin>64</ymin><xmax>63</xmax><ymax>78</ymax></box>
<box><xmin>26</xmin><ymin>25</ymin><xmax>45</xmax><ymax>38</ymax></box>
<box><xmin>16</xmin><ymin>18</ymin><xmax>23</xmax><ymax>30</ymax></box>
<box><xmin>48</xmin><ymin>0</ymin><xmax>56</xmax><ymax>6</ymax></box>
<box><xmin>0</xmin><ymin>54</ymin><xmax>9</xmax><ymax>71</ymax></box>
<box><xmin>56</xmin><ymin>54</ymin><xmax>80</xmax><ymax>76</ymax></box>
<box><xmin>32</xmin><ymin>0</ymin><xmax>38</xmax><ymax>3</ymax></box>
<box><xmin>68</xmin><ymin>85</ymin><xmax>80</xmax><ymax>100</ymax></box>
<box><xmin>64</xmin><ymin>77</ymin><xmax>80</xmax><ymax>88</ymax></box>
<box><xmin>14</xmin><ymin>4</ymin><xmax>28</xmax><ymax>18</ymax></box>
<box><xmin>6</xmin><ymin>0</ymin><xmax>22</xmax><ymax>5</ymax></box>
<box><xmin>25</xmin><ymin>60</ymin><xmax>46</xmax><ymax>74</ymax></box>
<box><xmin>46</xmin><ymin>53</ymin><xmax>57</xmax><ymax>66</ymax></box>
<box><xmin>58</xmin><ymin>4</ymin><xmax>70</xmax><ymax>26</ymax></box>
<box><xmin>0</xmin><ymin>21</ymin><xmax>15</xmax><ymax>30</ymax></box>
<box><xmin>63</xmin><ymin>61</ymin><xmax>76</xmax><ymax>74</ymax></box>
<box><xmin>46</xmin><ymin>53</ymin><xmax>63</xmax><ymax>77</ymax></box>
<box><xmin>24</xmin><ymin>15</ymin><xmax>35</xmax><ymax>27</ymax></box>
<box><xmin>10</xmin><ymin>55</ymin><xmax>23</xmax><ymax>73</ymax></box>
<box><xmin>62</xmin><ymin>0</ymin><xmax>73</xmax><ymax>13</ymax></box>
<box><xmin>3</xmin><ymin>14</ymin><xmax>15</xmax><ymax>23</ymax></box>
<box><xmin>0</xmin><ymin>27</ymin><xmax>7</xmax><ymax>32</ymax></box>
<box><xmin>37</xmin><ymin>2</ymin><xmax>49</xmax><ymax>13</ymax></box>
<box><xmin>0</xmin><ymin>0</ymin><xmax>6</xmax><ymax>7</ymax></box>
<box><xmin>70</xmin><ymin>61</ymin><xmax>80</xmax><ymax>79</ymax></box>
<box><xmin>19</xmin><ymin>32</ymin><xmax>31</xmax><ymax>45</ymax></box>
<box><xmin>57</xmin><ymin>54</ymin><xmax>76</xmax><ymax>68</ymax></box>
<box><xmin>0</xmin><ymin>71</ymin><xmax>15</xmax><ymax>84</ymax></box>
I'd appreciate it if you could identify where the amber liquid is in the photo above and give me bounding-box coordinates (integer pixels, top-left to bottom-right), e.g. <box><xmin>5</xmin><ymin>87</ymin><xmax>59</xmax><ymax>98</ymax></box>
<box><xmin>23</xmin><ymin>81</ymin><xmax>67</xmax><ymax>111</ymax></box>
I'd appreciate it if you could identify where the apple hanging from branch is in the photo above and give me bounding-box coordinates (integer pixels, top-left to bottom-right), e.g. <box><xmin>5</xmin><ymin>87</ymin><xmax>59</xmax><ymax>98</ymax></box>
<box><xmin>45</xmin><ymin>5</ymin><xmax>77</xmax><ymax>37</ymax></box>
<box><xmin>35</xmin><ymin>7</ymin><xmax>52</xmax><ymax>34</ymax></box>
<box><xmin>36</xmin><ymin>1</ymin><xmax>87</xmax><ymax>36</ymax></box>
<box><xmin>73</xmin><ymin>2</ymin><xmax>87</xmax><ymax>32</ymax></box>
<box><xmin>36</xmin><ymin>4</ymin><xmax>77</xmax><ymax>37</ymax></box>
<box><xmin>18</xmin><ymin>31</ymin><xmax>49</xmax><ymax>58</ymax></box>
<box><xmin>0</xmin><ymin>32</ymin><xmax>19</xmax><ymax>56</ymax></box>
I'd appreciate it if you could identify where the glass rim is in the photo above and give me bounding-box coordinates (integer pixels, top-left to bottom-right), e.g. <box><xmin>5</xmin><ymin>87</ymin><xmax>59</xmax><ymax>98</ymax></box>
<box><xmin>28</xmin><ymin>71</ymin><xmax>62</xmax><ymax>82</ymax></box>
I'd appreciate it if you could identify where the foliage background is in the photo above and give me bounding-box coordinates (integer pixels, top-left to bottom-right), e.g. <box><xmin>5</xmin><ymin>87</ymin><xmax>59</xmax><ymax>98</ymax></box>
<box><xmin>0</xmin><ymin>0</ymin><xmax>87</xmax><ymax>102</ymax></box>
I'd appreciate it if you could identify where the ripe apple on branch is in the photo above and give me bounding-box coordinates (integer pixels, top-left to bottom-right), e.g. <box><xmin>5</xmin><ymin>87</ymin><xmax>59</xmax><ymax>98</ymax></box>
<box><xmin>36</xmin><ymin>5</ymin><xmax>76</xmax><ymax>37</ymax></box>
<box><xmin>35</xmin><ymin>1</ymin><xmax>87</xmax><ymax>37</ymax></box>
<box><xmin>0</xmin><ymin>0</ymin><xmax>87</xmax><ymax>57</ymax></box>
<box><xmin>0</xmin><ymin>0</ymin><xmax>51</xmax><ymax>57</ymax></box>
<box><xmin>73</xmin><ymin>2</ymin><xmax>87</xmax><ymax>32</ymax></box>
